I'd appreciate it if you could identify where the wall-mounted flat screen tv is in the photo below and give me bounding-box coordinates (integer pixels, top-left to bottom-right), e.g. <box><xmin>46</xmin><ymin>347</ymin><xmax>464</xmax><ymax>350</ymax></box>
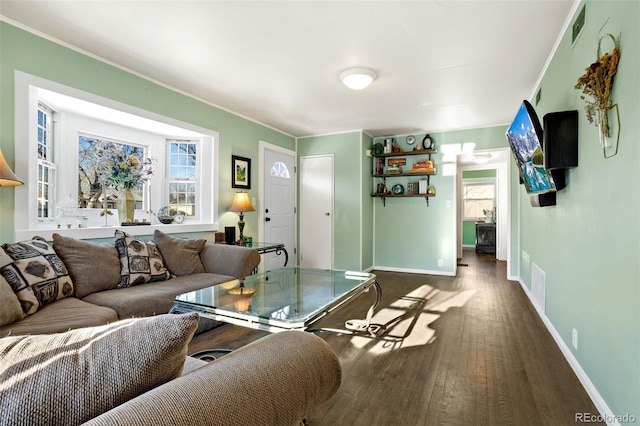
<box><xmin>505</xmin><ymin>100</ymin><xmax>557</xmax><ymax>195</ymax></box>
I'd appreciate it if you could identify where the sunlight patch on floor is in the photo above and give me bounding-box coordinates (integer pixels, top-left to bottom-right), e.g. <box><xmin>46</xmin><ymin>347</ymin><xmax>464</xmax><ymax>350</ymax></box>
<box><xmin>347</xmin><ymin>284</ymin><xmax>477</xmax><ymax>353</ymax></box>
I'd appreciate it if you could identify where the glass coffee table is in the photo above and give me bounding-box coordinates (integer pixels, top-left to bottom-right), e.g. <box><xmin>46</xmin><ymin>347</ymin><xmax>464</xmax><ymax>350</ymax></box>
<box><xmin>171</xmin><ymin>267</ymin><xmax>382</xmax><ymax>336</ymax></box>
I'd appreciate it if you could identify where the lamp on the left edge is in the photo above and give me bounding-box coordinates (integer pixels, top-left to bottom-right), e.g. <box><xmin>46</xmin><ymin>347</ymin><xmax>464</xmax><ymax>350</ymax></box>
<box><xmin>229</xmin><ymin>191</ymin><xmax>255</xmax><ymax>246</ymax></box>
<box><xmin>0</xmin><ymin>149</ymin><xmax>23</xmax><ymax>187</ymax></box>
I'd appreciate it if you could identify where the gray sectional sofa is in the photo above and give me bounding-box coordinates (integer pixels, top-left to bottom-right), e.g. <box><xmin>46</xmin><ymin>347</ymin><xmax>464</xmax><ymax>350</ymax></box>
<box><xmin>0</xmin><ymin>230</ymin><xmax>342</xmax><ymax>425</ymax></box>
<box><xmin>0</xmin><ymin>230</ymin><xmax>261</xmax><ymax>336</ymax></box>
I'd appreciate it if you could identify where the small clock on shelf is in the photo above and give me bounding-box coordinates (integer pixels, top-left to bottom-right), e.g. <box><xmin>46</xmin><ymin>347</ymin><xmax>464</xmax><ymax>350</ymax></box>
<box><xmin>422</xmin><ymin>134</ymin><xmax>434</xmax><ymax>150</ymax></box>
<box><xmin>174</xmin><ymin>212</ymin><xmax>185</xmax><ymax>224</ymax></box>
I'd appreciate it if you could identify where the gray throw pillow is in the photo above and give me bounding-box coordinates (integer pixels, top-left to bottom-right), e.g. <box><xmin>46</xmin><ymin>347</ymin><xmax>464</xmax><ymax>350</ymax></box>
<box><xmin>0</xmin><ymin>237</ymin><xmax>73</xmax><ymax>315</ymax></box>
<box><xmin>114</xmin><ymin>230</ymin><xmax>170</xmax><ymax>288</ymax></box>
<box><xmin>0</xmin><ymin>313</ymin><xmax>199</xmax><ymax>426</ymax></box>
<box><xmin>52</xmin><ymin>233</ymin><xmax>121</xmax><ymax>298</ymax></box>
<box><xmin>153</xmin><ymin>229</ymin><xmax>206</xmax><ymax>276</ymax></box>
<box><xmin>0</xmin><ymin>275</ymin><xmax>24</xmax><ymax>326</ymax></box>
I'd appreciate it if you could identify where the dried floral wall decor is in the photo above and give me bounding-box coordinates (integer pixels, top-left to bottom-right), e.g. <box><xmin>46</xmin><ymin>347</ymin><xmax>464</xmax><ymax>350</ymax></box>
<box><xmin>575</xmin><ymin>34</ymin><xmax>621</xmax><ymax>158</ymax></box>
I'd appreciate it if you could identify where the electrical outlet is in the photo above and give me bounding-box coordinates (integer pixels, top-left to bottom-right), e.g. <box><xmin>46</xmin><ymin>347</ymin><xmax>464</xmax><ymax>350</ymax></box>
<box><xmin>438</xmin><ymin>259</ymin><xmax>443</xmax><ymax>267</ymax></box>
<box><xmin>572</xmin><ymin>328</ymin><xmax>578</xmax><ymax>350</ymax></box>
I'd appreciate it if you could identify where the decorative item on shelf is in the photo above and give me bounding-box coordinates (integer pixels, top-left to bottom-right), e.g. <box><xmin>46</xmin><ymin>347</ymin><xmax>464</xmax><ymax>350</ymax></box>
<box><xmin>575</xmin><ymin>33</ymin><xmax>621</xmax><ymax>158</ymax></box>
<box><xmin>118</xmin><ymin>187</ymin><xmax>137</xmax><ymax>224</ymax></box>
<box><xmin>406</xmin><ymin>135</ymin><xmax>415</xmax><ymax>145</ymax></box>
<box><xmin>0</xmin><ymin>148</ymin><xmax>23</xmax><ymax>187</ymax></box>
<box><xmin>391</xmin><ymin>184</ymin><xmax>404</xmax><ymax>195</ymax></box>
<box><xmin>376</xmin><ymin>183</ymin><xmax>386</xmax><ymax>194</ymax></box>
<box><xmin>411</xmin><ymin>160</ymin><xmax>435</xmax><ymax>173</ymax></box>
<box><xmin>419</xmin><ymin>179</ymin><xmax>428</xmax><ymax>194</ymax></box>
<box><xmin>427</xmin><ymin>186</ymin><xmax>436</xmax><ymax>196</ymax></box>
<box><xmin>422</xmin><ymin>134</ymin><xmax>434</xmax><ymax>150</ymax></box>
<box><xmin>95</xmin><ymin>141</ymin><xmax>153</xmax><ymax>224</ymax></box>
<box><xmin>383</xmin><ymin>139</ymin><xmax>393</xmax><ymax>153</ymax></box>
<box><xmin>373</xmin><ymin>143</ymin><xmax>384</xmax><ymax>155</ymax></box>
<box><xmin>229</xmin><ymin>191</ymin><xmax>255</xmax><ymax>245</ymax></box>
<box><xmin>384</xmin><ymin>165</ymin><xmax>402</xmax><ymax>174</ymax></box>
<box><xmin>157</xmin><ymin>206</ymin><xmax>177</xmax><ymax>224</ymax></box>
<box><xmin>388</xmin><ymin>158</ymin><xmax>406</xmax><ymax>167</ymax></box>
<box><xmin>392</xmin><ymin>139</ymin><xmax>402</xmax><ymax>153</ymax></box>
<box><xmin>227</xmin><ymin>283</ymin><xmax>256</xmax><ymax>312</ymax></box>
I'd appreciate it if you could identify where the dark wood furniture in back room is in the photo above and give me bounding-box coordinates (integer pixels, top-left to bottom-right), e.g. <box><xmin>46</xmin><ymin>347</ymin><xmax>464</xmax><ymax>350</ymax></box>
<box><xmin>476</xmin><ymin>222</ymin><xmax>496</xmax><ymax>254</ymax></box>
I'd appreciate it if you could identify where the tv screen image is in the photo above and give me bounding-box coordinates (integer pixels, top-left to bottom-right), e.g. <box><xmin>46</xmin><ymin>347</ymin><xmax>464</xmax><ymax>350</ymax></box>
<box><xmin>505</xmin><ymin>101</ymin><xmax>557</xmax><ymax>195</ymax></box>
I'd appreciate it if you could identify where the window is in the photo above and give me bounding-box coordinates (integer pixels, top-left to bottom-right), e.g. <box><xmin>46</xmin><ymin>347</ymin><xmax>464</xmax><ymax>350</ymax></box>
<box><xmin>14</xmin><ymin>72</ymin><xmax>219</xmax><ymax>240</ymax></box>
<box><xmin>463</xmin><ymin>179</ymin><xmax>495</xmax><ymax>220</ymax></box>
<box><xmin>37</xmin><ymin>103</ymin><xmax>55</xmax><ymax>220</ymax></box>
<box><xmin>270</xmin><ymin>161</ymin><xmax>290</xmax><ymax>179</ymax></box>
<box><xmin>167</xmin><ymin>140</ymin><xmax>198</xmax><ymax>217</ymax></box>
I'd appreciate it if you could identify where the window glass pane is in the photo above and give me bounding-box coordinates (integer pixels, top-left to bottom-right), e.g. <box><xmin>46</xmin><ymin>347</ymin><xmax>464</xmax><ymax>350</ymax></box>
<box><xmin>270</xmin><ymin>161</ymin><xmax>290</xmax><ymax>179</ymax></box>
<box><xmin>77</xmin><ymin>135</ymin><xmax>148</xmax><ymax>209</ymax></box>
<box><xmin>463</xmin><ymin>182</ymin><xmax>495</xmax><ymax>219</ymax></box>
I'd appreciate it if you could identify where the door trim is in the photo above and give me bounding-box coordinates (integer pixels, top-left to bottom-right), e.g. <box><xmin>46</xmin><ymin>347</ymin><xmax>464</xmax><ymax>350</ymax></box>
<box><xmin>258</xmin><ymin>140</ymin><xmax>297</xmax><ymax>254</ymax></box>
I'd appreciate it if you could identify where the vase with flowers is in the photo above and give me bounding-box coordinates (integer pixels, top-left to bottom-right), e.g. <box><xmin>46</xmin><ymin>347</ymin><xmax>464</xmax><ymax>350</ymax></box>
<box><xmin>97</xmin><ymin>142</ymin><xmax>153</xmax><ymax>224</ymax></box>
<box><xmin>575</xmin><ymin>34</ymin><xmax>621</xmax><ymax>157</ymax></box>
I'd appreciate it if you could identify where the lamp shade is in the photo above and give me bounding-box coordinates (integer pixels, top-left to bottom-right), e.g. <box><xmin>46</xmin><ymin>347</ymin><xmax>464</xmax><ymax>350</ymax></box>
<box><xmin>0</xmin><ymin>149</ymin><xmax>23</xmax><ymax>187</ymax></box>
<box><xmin>229</xmin><ymin>191</ymin><xmax>255</xmax><ymax>213</ymax></box>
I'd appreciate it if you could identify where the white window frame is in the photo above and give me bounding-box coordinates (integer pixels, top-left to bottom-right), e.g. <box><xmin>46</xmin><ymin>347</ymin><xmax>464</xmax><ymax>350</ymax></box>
<box><xmin>166</xmin><ymin>139</ymin><xmax>200</xmax><ymax>219</ymax></box>
<box><xmin>14</xmin><ymin>71</ymin><xmax>219</xmax><ymax>240</ymax></box>
<box><xmin>36</xmin><ymin>102</ymin><xmax>56</xmax><ymax>222</ymax></box>
<box><xmin>462</xmin><ymin>177</ymin><xmax>496</xmax><ymax>221</ymax></box>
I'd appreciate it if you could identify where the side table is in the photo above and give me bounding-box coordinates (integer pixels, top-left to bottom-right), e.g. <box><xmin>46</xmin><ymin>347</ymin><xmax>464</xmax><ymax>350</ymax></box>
<box><xmin>243</xmin><ymin>242</ymin><xmax>288</xmax><ymax>273</ymax></box>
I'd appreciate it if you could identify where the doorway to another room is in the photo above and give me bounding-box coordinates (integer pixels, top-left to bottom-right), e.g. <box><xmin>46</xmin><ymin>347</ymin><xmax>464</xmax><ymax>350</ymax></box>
<box><xmin>456</xmin><ymin>148</ymin><xmax>510</xmax><ymax>265</ymax></box>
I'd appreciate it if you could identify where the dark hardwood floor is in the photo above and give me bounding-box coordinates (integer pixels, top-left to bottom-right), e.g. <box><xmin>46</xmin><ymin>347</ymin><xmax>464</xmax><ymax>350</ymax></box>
<box><xmin>188</xmin><ymin>249</ymin><xmax>602</xmax><ymax>425</ymax></box>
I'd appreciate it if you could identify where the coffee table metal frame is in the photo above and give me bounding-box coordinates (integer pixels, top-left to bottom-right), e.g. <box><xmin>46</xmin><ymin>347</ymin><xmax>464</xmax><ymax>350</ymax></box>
<box><xmin>170</xmin><ymin>267</ymin><xmax>382</xmax><ymax>336</ymax></box>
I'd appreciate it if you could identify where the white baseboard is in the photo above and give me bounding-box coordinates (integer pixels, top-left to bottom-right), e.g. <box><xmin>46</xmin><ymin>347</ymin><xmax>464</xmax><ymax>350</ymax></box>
<box><xmin>372</xmin><ymin>265</ymin><xmax>456</xmax><ymax>277</ymax></box>
<box><xmin>517</xmin><ymin>279</ymin><xmax>619</xmax><ymax>426</ymax></box>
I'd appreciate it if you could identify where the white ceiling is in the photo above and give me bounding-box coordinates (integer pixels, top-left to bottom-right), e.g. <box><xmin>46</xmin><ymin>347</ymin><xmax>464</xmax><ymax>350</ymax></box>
<box><xmin>0</xmin><ymin>0</ymin><xmax>576</xmax><ymax>138</ymax></box>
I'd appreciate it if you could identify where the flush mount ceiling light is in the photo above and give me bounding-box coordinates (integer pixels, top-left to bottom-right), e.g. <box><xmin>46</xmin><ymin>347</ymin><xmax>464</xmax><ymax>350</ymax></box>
<box><xmin>473</xmin><ymin>153</ymin><xmax>492</xmax><ymax>164</ymax></box>
<box><xmin>340</xmin><ymin>67</ymin><xmax>376</xmax><ymax>90</ymax></box>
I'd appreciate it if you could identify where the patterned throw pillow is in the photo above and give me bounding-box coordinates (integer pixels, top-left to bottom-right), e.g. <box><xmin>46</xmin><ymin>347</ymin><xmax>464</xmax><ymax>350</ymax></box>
<box><xmin>0</xmin><ymin>237</ymin><xmax>73</xmax><ymax>315</ymax></box>
<box><xmin>114</xmin><ymin>230</ymin><xmax>170</xmax><ymax>288</ymax></box>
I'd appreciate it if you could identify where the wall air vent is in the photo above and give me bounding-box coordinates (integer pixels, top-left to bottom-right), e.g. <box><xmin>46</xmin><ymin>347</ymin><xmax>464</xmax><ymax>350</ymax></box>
<box><xmin>572</xmin><ymin>4</ymin><xmax>586</xmax><ymax>45</ymax></box>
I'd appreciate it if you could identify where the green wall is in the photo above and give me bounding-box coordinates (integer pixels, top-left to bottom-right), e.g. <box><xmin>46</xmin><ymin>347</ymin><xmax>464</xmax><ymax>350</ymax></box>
<box><xmin>296</xmin><ymin>131</ymin><xmax>365</xmax><ymax>271</ymax></box>
<box><xmin>373</xmin><ymin>127</ymin><xmax>508</xmax><ymax>273</ymax></box>
<box><xmin>515</xmin><ymin>0</ymin><xmax>639</xmax><ymax>417</ymax></box>
<box><xmin>0</xmin><ymin>22</ymin><xmax>295</xmax><ymax>243</ymax></box>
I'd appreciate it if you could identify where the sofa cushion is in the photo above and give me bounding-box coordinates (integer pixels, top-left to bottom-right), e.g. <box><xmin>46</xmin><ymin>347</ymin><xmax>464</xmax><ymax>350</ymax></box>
<box><xmin>0</xmin><ymin>296</ymin><xmax>118</xmax><ymax>338</ymax></box>
<box><xmin>82</xmin><ymin>273</ymin><xmax>237</xmax><ymax>319</ymax></box>
<box><xmin>0</xmin><ymin>275</ymin><xmax>24</xmax><ymax>326</ymax></box>
<box><xmin>153</xmin><ymin>229</ymin><xmax>206</xmax><ymax>276</ymax></box>
<box><xmin>52</xmin><ymin>233</ymin><xmax>121</xmax><ymax>298</ymax></box>
<box><xmin>0</xmin><ymin>237</ymin><xmax>73</xmax><ymax>315</ymax></box>
<box><xmin>115</xmin><ymin>230</ymin><xmax>170</xmax><ymax>288</ymax></box>
<box><xmin>0</xmin><ymin>313</ymin><xmax>199</xmax><ymax>425</ymax></box>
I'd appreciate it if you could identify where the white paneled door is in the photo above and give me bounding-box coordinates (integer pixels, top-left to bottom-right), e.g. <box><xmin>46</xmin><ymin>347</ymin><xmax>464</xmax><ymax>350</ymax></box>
<box><xmin>300</xmin><ymin>155</ymin><xmax>333</xmax><ymax>269</ymax></box>
<box><xmin>263</xmin><ymin>147</ymin><xmax>296</xmax><ymax>272</ymax></box>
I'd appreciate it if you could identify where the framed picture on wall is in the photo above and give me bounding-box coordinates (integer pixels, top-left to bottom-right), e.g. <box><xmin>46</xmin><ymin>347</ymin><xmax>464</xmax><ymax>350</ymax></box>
<box><xmin>231</xmin><ymin>155</ymin><xmax>251</xmax><ymax>189</ymax></box>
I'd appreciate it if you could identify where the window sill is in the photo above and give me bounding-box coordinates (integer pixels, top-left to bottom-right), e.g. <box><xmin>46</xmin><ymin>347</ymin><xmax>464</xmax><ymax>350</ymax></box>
<box><xmin>15</xmin><ymin>223</ymin><xmax>219</xmax><ymax>242</ymax></box>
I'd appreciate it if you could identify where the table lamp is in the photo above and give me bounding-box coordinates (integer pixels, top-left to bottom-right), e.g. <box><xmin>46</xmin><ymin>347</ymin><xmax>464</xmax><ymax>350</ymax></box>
<box><xmin>229</xmin><ymin>191</ymin><xmax>255</xmax><ymax>245</ymax></box>
<box><xmin>0</xmin><ymin>149</ymin><xmax>24</xmax><ymax>187</ymax></box>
